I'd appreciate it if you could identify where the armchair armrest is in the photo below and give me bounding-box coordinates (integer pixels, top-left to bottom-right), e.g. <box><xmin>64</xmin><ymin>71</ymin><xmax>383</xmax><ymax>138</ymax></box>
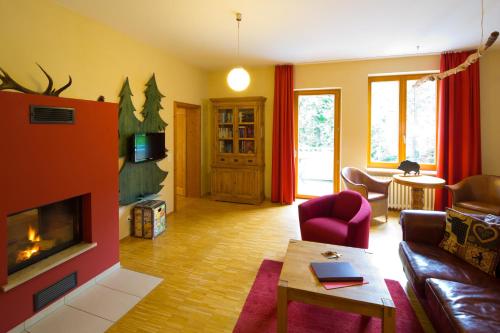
<box><xmin>364</xmin><ymin>174</ymin><xmax>391</xmax><ymax>195</ymax></box>
<box><xmin>400</xmin><ymin>210</ymin><xmax>446</xmax><ymax>246</ymax></box>
<box><xmin>445</xmin><ymin>180</ymin><xmax>471</xmax><ymax>204</ymax></box>
<box><xmin>298</xmin><ymin>194</ymin><xmax>335</xmax><ymax>224</ymax></box>
<box><xmin>346</xmin><ymin>199</ymin><xmax>371</xmax><ymax>249</ymax></box>
<box><xmin>344</xmin><ymin>183</ymin><xmax>369</xmax><ymax>198</ymax></box>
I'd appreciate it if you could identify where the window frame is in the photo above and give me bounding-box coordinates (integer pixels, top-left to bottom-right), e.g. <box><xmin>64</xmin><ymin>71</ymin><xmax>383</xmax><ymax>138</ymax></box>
<box><xmin>367</xmin><ymin>74</ymin><xmax>439</xmax><ymax>171</ymax></box>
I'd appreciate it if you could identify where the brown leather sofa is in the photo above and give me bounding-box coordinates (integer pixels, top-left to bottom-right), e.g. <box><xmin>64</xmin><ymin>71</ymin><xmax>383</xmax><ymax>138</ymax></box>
<box><xmin>446</xmin><ymin>175</ymin><xmax>500</xmax><ymax>215</ymax></box>
<box><xmin>399</xmin><ymin>210</ymin><xmax>500</xmax><ymax>333</ymax></box>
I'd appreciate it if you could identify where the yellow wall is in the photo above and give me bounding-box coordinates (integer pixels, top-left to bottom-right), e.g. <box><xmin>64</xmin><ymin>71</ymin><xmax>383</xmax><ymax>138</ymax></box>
<box><xmin>206</xmin><ymin>67</ymin><xmax>275</xmax><ymax>197</ymax></box>
<box><xmin>0</xmin><ymin>0</ymin><xmax>207</xmax><ymax>239</ymax></box>
<box><xmin>480</xmin><ymin>49</ymin><xmax>500</xmax><ymax>175</ymax></box>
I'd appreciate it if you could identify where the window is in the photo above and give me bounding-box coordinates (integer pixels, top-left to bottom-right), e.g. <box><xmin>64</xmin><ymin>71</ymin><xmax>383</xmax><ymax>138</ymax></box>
<box><xmin>368</xmin><ymin>74</ymin><xmax>438</xmax><ymax>170</ymax></box>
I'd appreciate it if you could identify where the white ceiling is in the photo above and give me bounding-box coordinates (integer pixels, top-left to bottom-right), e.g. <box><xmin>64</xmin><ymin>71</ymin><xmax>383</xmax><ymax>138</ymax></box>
<box><xmin>55</xmin><ymin>0</ymin><xmax>500</xmax><ymax>69</ymax></box>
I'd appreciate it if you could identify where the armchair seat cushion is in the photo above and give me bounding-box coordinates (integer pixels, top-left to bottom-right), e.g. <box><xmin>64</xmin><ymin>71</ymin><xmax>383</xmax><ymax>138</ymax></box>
<box><xmin>425</xmin><ymin>278</ymin><xmax>500</xmax><ymax>333</ymax></box>
<box><xmin>368</xmin><ymin>192</ymin><xmax>385</xmax><ymax>201</ymax></box>
<box><xmin>399</xmin><ymin>241</ymin><xmax>493</xmax><ymax>299</ymax></box>
<box><xmin>300</xmin><ymin>217</ymin><xmax>348</xmax><ymax>245</ymax></box>
<box><xmin>456</xmin><ymin>201</ymin><xmax>500</xmax><ymax>215</ymax></box>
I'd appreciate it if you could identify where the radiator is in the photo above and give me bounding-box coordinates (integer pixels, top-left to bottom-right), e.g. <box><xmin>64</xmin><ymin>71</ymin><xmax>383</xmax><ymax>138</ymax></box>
<box><xmin>375</xmin><ymin>176</ymin><xmax>435</xmax><ymax>210</ymax></box>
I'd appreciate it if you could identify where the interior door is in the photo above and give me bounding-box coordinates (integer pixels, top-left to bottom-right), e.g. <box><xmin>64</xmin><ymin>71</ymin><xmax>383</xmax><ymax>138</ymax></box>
<box><xmin>294</xmin><ymin>89</ymin><xmax>341</xmax><ymax>198</ymax></box>
<box><xmin>174</xmin><ymin>107</ymin><xmax>187</xmax><ymax>196</ymax></box>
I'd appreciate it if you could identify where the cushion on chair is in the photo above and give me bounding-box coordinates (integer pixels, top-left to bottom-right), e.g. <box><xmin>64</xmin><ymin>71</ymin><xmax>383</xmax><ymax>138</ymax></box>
<box><xmin>367</xmin><ymin>192</ymin><xmax>385</xmax><ymax>201</ymax></box>
<box><xmin>439</xmin><ymin>208</ymin><xmax>500</xmax><ymax>276</ymax></box>
<box><xmin>330</xmin><ymin>191</ymin><xmax>362</xmax><ymax>221</ymax></box>
<box><xmin>300</xmin><ymin>217</ymin><xmax>348</xmax><ymax>246</ymax></box>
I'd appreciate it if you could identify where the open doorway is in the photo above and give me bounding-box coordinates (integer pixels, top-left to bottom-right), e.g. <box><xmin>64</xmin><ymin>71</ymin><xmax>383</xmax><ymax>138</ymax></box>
<box><xmin>294</xmin><ymin>89</ymin><xmax>341</xmax><ymax>198</ymax></box>
<box><xmin>174</xmin><ymin>102</ymin><xmax>201</xmax><ymax>210</ymax></box>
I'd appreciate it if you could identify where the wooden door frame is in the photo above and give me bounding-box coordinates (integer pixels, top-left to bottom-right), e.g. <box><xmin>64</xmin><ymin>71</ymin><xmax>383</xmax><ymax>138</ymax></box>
<box><xmin>173</xmin><ymin>101</ymin><xmax>201</xmax><ymax>212</ymax></box>
<box><xmin>294</xmin><ymin>89</ymin><xmax>341</xmax><ymax>199</ymax></box>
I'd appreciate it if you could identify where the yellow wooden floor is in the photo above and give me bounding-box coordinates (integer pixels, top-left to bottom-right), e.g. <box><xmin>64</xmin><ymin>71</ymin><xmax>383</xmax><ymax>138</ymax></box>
<box><xmin>107</xmin><ymin>196</ymin><xmax>434</xmax><ymax>333</ymax></box>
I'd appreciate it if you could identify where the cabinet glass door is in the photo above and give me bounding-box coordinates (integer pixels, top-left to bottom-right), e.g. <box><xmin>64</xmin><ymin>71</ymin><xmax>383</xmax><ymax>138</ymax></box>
<box><xmin>217</xmin><ymin>109</ymin><xmax>234</xmax><ymax>153</ymax></box>
<box><xmin>237</xmin><ymin>108</ymin><xmax>255</xmax><ymax>154</ymax></box>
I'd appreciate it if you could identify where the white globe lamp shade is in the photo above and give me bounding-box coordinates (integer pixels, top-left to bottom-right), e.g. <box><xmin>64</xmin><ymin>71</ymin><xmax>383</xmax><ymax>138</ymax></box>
<box><xmin>227</xmin><ymin>67</ymin><xmax>250</xmax><ymax>91</ymax></box>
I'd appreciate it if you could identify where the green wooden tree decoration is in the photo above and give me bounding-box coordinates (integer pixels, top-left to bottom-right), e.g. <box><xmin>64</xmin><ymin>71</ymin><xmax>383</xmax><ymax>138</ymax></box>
<box><xmin>119</xmin><ymin>162</ymin><xmax>144</xmax><ymax>205</ymax></box>
<box><xmin>118</xmin><ymin>74</ymin><xmax>168</xmax><ymax>206</ymax></box>
<box><xmin>141</xmin><ymin>74</ymin><xmax>167</xmax><ymax>132</ymax></box>
<box><xmin>118</xmin><ymin>78</ymin><xmax>140</xmax><ymax>157</ymax></box>
<box><xmin>142</xmin><ymin>161</ymin><xmax>168</xmax><ymax>196</ymax></box>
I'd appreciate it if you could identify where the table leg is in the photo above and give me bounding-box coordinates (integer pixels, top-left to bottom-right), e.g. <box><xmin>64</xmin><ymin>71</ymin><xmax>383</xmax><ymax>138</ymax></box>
<box><xmin>382</xmin><ymin>298</ymin><xmax>396</xmax><ymax>333</ymax></box>
<box><xmin>411</xmin><ymin>187</ymin><xmax>425</xmax><ymax>209</ymax></box>
<box><xmin>277</xmin><ymin>281</ymin><xmax>288</xmax><ymax>333</ymax></box>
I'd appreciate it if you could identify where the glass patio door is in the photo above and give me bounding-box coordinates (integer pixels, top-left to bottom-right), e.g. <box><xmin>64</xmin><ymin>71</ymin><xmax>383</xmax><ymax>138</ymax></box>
<box><xmin>294</xmin><ymin>90</ymin><xmax>341</xmax><ymax>198</ymax></box>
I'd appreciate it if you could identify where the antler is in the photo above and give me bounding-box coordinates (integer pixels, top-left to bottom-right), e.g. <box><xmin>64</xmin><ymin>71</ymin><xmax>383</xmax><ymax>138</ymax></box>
<box><xmin>52</xmin><ymin>75</ymin><xmax>72</xmax><ymax>96</ymax></box>
<box><xmin>0</xmin><ymin>64</ymin><xmax>72</xmax><ymax>96</ymax></box>
<box><xmin>0</xmin><ymin>67</ymin><xmax>38</xmax><ymax>94</ymax></box>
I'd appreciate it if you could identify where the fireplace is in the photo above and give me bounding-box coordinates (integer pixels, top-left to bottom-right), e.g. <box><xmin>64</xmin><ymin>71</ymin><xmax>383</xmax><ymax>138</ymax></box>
<box><xmin>7</xmin><ymin>196</ymin><xmax>82</xmax><ymax>275</ymax></box>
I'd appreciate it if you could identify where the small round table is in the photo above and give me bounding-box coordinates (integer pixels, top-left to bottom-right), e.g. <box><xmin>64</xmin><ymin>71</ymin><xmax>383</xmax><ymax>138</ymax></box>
<box><xmin>392</xmin><ymin>174</ymin><xmax>446</xmax><ymax>210</ymax></box>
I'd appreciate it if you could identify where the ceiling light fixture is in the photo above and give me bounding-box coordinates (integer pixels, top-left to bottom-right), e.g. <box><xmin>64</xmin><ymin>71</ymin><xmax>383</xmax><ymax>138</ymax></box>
<box><xmin>227</xmin><ymin>13</ymin><xmax>250</xmax><ymax>92</ymax></box>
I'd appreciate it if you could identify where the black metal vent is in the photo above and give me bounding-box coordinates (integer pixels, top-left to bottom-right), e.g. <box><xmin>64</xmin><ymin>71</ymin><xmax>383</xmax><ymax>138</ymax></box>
<box><xmin>34</xmin><ymin>272</ymin><xmax>77</xmax><ymax>311</ymax></box>
<box><xmin>30</xmin><ymin>105</ymin><xmax>75</xmax><ymax>124</ymax></box>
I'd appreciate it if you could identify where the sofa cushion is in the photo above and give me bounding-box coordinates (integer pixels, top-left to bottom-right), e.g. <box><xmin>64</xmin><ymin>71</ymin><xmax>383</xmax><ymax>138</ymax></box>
<box><xmin>399</xmin><ymin>241</ymin><xmax>493</xmax><ymax>299</ymax></box>
<box><xmin>425</xmin><ymin>278</ymin><xmax>500</xmax><ymax>333</ymax></box>
<box><xmin>440</xmin><ymin>208</ymin><xmax>500</xmax><ymax>276</ymax></box>
<box><xmin>301</xmin><ymin>217</ymin><xmax>348</xmax><ymax>245</ymax></box>
<box><xmin>456</xmin><ymin>201</ymin><xmax>500</xmax><ymax>215</ymax></box>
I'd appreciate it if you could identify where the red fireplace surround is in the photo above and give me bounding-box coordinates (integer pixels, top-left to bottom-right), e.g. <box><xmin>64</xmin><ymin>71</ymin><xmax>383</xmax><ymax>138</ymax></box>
<box><xmin>0</xmin><ymin>91</ymin><xmax>119</xmax><ymax>332</ymax></box>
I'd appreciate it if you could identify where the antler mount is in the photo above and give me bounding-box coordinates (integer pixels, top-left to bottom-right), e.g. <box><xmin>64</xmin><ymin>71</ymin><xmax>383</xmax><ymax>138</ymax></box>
<box><xmin>0</xmin><ymin>64</ymin><xmax>72</xmax><ymax>96</ymax></box>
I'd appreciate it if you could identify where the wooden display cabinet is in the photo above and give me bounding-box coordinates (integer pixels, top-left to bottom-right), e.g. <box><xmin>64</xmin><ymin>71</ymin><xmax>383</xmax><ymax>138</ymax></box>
<box><xmin>210</xmin><ymin>97</ymin><xmax>266</xmax><ymax>204</ymax></box>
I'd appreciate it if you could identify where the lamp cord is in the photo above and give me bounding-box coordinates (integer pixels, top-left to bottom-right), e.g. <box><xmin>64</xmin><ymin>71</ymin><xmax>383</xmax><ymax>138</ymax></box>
<box><xmin>481</xmin><ymin>0</ymin><xmax>484</xmax><ymax>45</ymax></box>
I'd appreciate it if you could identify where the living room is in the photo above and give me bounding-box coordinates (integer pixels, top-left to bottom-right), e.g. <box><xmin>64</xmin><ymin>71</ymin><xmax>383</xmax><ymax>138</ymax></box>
<box><xmin>1</xmin><ymin>0</ymin><xmax>499</xmax><ymax>332</ymax></box>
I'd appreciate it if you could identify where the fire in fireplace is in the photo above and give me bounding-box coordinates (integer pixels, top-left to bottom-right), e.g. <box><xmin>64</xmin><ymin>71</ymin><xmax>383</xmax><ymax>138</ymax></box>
<box><xmin>7</xmin><ymin>196</ymin><xmax>83</xmax><ymax>275</ymax></box>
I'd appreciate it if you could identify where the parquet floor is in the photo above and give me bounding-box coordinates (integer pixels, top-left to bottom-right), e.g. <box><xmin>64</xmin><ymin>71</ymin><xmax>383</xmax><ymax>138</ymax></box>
<box><xmin>107</xmin><ymin>196</ymin><xmax>434</xmax><ymax>333</ymax></box>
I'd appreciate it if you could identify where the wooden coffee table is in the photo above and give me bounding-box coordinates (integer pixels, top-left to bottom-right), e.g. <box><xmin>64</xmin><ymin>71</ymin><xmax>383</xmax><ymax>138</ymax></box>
<box><xmin>277</xmin><ymin>240</ymin><xmax>395</xmax><ymax>333</ymax></box>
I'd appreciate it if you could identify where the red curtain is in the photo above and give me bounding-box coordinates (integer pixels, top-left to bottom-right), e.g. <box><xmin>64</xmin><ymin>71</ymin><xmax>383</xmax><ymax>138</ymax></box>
<box><xmin>271</xmin><ymin>65</ymin><xmax>295</xmax><ymax>204</ymax></box>
<box><xmin>434</xmin><ymin>51</ymin><xmax>482</xmax><ymax>210</ymax></box>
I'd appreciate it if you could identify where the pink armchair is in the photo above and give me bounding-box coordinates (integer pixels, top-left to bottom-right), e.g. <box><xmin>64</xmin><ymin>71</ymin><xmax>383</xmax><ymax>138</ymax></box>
<box><xmin>298</xmin><ymin>190</ymin><xmax>372</xmax><ymax>249</ymax></box>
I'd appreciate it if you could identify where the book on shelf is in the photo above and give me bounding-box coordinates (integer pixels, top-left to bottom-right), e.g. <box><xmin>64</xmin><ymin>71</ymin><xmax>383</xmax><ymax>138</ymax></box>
<box><xmin>218</xmin><ymin>127</ymin><xmax>232</xmax><ymax>139</ymax></box>
<box><xmin>219</xmin><ymin>111</ymin><xmax>232</xmax><ymax>123</ymax></box>
<box><xmin>310</xmin><ymin>262</ymin><xmax>363</xmax><ymax>282</ymax></box>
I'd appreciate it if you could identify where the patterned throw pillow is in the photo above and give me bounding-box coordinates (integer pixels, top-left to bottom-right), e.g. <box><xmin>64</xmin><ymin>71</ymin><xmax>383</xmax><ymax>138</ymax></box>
<box><xmin>439</xmin><ymin>208</ymin><xmax>500</xmax><ymax>276</ymax></box>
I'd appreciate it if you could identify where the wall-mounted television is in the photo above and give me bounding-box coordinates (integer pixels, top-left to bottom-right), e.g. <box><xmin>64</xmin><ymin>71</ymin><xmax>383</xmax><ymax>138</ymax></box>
<box><xmin>130</xmin><ymin>133</ymin><xmax>166</xmax><ymax>163</ymax></box>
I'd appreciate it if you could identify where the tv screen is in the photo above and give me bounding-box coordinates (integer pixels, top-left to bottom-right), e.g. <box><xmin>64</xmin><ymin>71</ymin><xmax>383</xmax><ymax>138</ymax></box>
<box><xmin>130</xmin><ymin>133</ymin><xmax>166</xmax><ymax>163</ymax></box>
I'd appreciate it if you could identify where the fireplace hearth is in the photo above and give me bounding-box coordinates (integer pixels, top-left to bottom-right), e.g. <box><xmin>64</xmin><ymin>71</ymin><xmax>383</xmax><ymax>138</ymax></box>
<box><xmin>7</xmin><ymin>196</ymin><xmax>82</xmax><ymax>275</ymax></box>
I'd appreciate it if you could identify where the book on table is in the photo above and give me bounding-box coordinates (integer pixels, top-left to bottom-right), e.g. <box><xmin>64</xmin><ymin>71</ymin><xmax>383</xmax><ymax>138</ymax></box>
<box><xmin>310</xmin><ymin>262</ymin><xmax>363</xmax><ymax>282</ymax></box>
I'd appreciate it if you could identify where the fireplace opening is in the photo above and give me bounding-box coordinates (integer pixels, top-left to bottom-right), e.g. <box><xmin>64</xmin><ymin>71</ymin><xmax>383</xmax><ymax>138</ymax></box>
<box><xmin>7</xmin><ymin>196</ymin><xmax>82</xmax><ymax>275</ymax></box>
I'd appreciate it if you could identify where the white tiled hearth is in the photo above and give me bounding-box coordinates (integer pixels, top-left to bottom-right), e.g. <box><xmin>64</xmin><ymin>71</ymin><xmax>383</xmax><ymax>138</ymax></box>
<box><xmin>8</xmin><ymin>266</ymin><xmax>163</xmax><ymax>333</ymax></box>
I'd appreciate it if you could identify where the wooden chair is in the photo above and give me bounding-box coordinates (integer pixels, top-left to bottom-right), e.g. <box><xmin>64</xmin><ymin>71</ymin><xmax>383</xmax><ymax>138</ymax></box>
<box><xmin>341</xmin><ymin>167</ymin><xmax>391</xmax><ymax>222</ymax></box>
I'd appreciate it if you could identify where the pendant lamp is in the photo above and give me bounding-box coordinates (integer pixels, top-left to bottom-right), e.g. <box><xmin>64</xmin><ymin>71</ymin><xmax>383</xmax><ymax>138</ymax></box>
<box><xmin>227</xmin><ymin>13</ymin><xmax>250</xmax><ymax>92</ymax></box>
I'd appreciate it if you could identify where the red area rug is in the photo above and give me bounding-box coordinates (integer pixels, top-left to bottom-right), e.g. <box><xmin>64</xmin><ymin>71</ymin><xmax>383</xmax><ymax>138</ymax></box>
<box><xmin>233</xmin><ymin>260</ymin><xmax>423</xmax><ymax>333</ymax></box>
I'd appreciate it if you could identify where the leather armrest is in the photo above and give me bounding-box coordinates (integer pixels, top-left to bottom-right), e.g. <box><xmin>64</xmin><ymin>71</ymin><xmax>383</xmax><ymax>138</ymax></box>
<box><xmin>363</xmin><ymin>173</ymin><xmax>391</xmax><ymax>195</ymax></box>
<box><xmin>445</xmin><ymin>180</ymin><xmax>471</xmax><ymax>204</ymax></box>
<box><xmin>298</xmin><ymin>194</ymin><xmax>335</xmax><ymax>224</ymax></box>
<box><xmin>400</xmin><ymin>210</ymin><xmax>446</xmax><ymax>245</ymax></box>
